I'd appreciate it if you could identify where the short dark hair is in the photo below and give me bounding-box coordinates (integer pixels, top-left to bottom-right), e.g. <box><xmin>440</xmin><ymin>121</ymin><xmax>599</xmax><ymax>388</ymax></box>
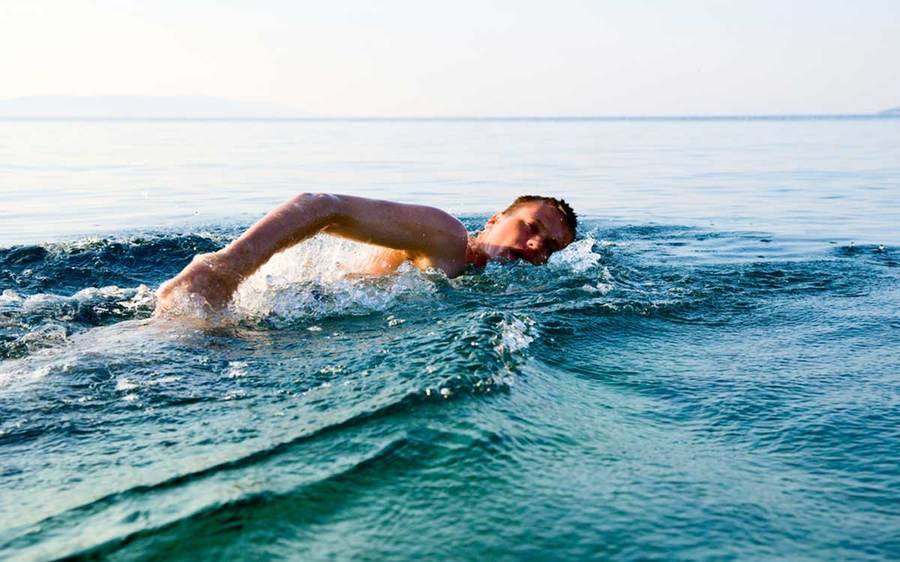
<box><xmin>504</xmin><ymin>195</ymin><xmax>578</xmax><ymax>239</ymax></box>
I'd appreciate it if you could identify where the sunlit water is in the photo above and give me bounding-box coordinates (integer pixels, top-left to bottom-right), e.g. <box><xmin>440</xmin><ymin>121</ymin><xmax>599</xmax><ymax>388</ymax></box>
<box><xmin>1</xmin><ymin>118</ymin><xmax>899</xmax><ymax>561</ymax></box>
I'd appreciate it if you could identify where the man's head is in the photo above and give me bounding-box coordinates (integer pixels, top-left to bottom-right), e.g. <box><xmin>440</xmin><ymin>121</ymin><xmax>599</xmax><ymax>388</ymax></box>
<box><xmin>475</xmin><ymin>195</ymin><xmax>577</xmax><ymax>264</ymax></box>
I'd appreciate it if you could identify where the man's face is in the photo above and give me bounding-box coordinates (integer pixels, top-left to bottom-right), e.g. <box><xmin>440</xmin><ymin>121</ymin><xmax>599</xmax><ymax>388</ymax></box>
<box><xmin>478</xmin><ymin>201</ymin><xmax>574</xmax><ymax>264</ymax></box>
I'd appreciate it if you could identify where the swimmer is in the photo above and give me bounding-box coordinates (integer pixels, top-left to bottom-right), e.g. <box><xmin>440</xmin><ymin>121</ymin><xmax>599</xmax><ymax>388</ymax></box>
<box><xmin>155</xmin><ymin>194</ymin><xmax>577</xmax><ymax>313</ymax></box>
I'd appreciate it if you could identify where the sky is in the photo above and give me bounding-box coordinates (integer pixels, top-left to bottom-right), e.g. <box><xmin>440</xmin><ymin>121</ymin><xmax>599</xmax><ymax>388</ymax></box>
<box><xmin>1</xmin><ymin>0</ymin><xmax>898</xmax><ymax>116</ymax></box>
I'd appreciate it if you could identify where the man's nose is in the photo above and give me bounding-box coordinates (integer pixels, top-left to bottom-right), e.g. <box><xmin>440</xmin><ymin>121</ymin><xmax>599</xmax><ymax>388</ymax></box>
<box><xmin>526</xmin><ymin>237</ymin><xmax>549</xmax><ymax>261</ymax></box>
<box><xmin>525</xmin><ymin>238</ymin><xmax>550</xmax><ymax>263</ymax></box>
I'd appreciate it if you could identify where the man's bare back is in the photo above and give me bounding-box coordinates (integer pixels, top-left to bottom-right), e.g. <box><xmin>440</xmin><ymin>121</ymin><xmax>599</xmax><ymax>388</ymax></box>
<box><xmin>156</xmin><ymin>193</ymin><xmax>577</xmax><ymax>314</ymax></box>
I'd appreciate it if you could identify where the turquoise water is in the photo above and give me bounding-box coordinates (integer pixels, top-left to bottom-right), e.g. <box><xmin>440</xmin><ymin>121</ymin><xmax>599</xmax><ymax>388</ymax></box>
<box><xmin>1</xmin><ymin>118</ymin><xmax>899</xmax><ymax>561</ymax></box>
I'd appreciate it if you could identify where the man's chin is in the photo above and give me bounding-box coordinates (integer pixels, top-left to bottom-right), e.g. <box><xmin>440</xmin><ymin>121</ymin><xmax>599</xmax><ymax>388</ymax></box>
<box><xmin>481</xmin><ymin>245</ymin><xmax>528</xmax><ymax>263</ymax></box>
<box><xmin>511</xmin><ymin>249</ymin><xmax>547</xmax><ymax>265</ymax></box>
<box><xmin>502</xmin><ymin>248</ymin><xmax>532</xmax><ymax>263</ymax></box>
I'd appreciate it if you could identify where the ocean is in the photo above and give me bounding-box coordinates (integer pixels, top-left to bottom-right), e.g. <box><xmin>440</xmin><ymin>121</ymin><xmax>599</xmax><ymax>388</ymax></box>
<box><xmin>1</xmin><ymin>117</ymin><xmax>898</xmax><ymax>561</ymax></box>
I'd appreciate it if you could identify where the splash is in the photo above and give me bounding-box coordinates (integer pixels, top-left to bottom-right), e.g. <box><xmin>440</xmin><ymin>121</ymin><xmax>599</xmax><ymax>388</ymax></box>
<box><xmin>548</xmin><ymin>237</ymin><xmax>603</xmax><ymax>273</ymax></box>
<box><xmin>229</xmin><ymin>235</ymin><xmax>440</xmax><ymax>324</ymax></box>
<box><xmin>1</xmin><ymin>285</ymin><xmax>156</xmax><ymax>359</ymax></box>
<box><xmin>494</xmin><ymin>314</ymin><xmax>536</xmax><ymax>354</ymax></box>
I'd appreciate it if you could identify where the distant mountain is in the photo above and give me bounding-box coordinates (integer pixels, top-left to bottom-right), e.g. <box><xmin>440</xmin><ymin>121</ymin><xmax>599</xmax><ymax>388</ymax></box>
<box><xmin>879</xmin><ymin>106</ymin><xmax>900</xmax><ymax>115</ymax></box>
<box><xmin>0</xmin><ymin>96</ymin><xmax>300</xmax><ymax>118</ymax></box>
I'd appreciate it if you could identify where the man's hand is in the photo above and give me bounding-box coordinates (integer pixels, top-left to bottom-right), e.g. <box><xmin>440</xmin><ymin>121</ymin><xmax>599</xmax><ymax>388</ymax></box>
<box><xmin>155</xmin><ymin>252</ymin><xmax>242</xmax><ymax>313</ymax></box>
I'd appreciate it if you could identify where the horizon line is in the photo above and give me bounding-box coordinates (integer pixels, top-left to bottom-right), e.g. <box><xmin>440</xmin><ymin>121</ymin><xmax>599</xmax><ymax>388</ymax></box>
<box><xmin>0</xmin><ymin>112</ymin><xmax>897</xmax><ymax>122</ymax></box>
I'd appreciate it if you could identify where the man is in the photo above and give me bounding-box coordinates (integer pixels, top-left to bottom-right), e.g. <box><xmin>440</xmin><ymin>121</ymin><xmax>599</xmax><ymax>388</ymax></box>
<box><xmin>155</xmin><ymin>193</ymin><xmax>577</xmax><ymax>313</ymax></box>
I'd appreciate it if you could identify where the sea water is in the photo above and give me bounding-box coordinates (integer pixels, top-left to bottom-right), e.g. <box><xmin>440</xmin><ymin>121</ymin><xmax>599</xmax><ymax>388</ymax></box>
<box><xmin>1</xmin><ymin>117</ymin><xmax>898</xmax><ymax>561</ymax></box>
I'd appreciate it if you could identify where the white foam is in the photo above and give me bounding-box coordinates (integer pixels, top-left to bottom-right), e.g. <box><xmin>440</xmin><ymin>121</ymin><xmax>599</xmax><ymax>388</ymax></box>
<box><xmin>17</xmin><ymin>323</ymin><xmax>68</xmax><ymax>346</ymax></box>
<box><xmin>239</xmin><ymin>235</ymin><xmax>388</xmax><ymax>286</ymax></box>
<box><xmin>548</xmin><ymin>237</ymin><xmax>603</xmax><ymax>273</ymax></box>
<box><xmin>1</xmin><ymin>318</ymin><xmax>171</xmax><ymax>388</ymax></box>
<box><xmin>9</xmin><ymin>285</ymin><xmax>155</xmax><ymax>316</ymax></box>
<box><xmin>0</xmin><ymin>362</ymin><xmax>53</xmax><ymax>388</ymax></box>
<box><xmin>582</xmin><ymin>265</ymin><xmax>615</xmax><ymax>294</ymax></box>
<box><xmin>386</xmin><ymin>315</ymin><xmax>405</xmax><ymax>326</ymax></box>
<box><xmin>0</xmin><ymin>289</ymin><xmax>25</xmax><ymax>310</ymax></box>
<box><xmin>229</xmin><ymin>235</ymin><xmax>438</xmax><ymax>323</ymax></box>
<box><xmin>116</xmin><ymin>377</ymin><xmax>138</xmax><ymax>391</ymax></box>
<box><xmin>225</xmin><ymin>361</ymin><xmax>248</xmax><ymax>379</ymax></box>
<box><xmin>493</xmin><ymin>314</ymin><xmax>536</xmax><ymax>354</ymax></box>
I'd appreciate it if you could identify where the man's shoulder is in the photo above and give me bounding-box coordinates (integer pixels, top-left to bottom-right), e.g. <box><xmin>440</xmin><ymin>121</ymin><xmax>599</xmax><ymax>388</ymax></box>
<box><xmin>405</xmin><ymin>203</ymin><xmax>469</xmax><ymax>250</ymax></box>
<box><xmin>402</xmin><ymin>206</ymin><xmax>468</xmax><ymax>275</ymax></box>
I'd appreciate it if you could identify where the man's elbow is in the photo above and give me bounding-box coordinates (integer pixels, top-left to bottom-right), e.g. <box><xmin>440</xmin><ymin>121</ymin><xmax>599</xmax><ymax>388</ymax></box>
<box><xmin>288</xmin><ymin>192</ymin><xmax>341</xmax><ymax>225</ymax></box>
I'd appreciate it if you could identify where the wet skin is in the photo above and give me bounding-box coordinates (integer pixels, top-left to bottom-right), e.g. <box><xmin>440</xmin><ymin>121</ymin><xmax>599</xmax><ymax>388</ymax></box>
<box><xmin>469</xmin><ymin>201</ymin><xmax>575</xmax><ymax>266</ymax></box>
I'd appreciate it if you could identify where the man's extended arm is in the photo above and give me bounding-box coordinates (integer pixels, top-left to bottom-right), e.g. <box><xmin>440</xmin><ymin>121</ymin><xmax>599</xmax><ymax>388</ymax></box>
<box><xmin>155</xmin><ymin>193</ymin><xmax>469</xmax><ymax>312</ymax></box>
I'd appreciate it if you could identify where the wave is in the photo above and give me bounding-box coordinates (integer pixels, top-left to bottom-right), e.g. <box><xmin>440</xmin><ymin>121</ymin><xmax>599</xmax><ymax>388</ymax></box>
<box><xmin>0</xmin><ymin>232</ymin><xmax>230</xmax><ymax>297</ymax></box>
<box><xmin>1</xmin><ymin>225</ymin><xmax>894</xmax><ymax>361</ymax></box>
<box><xmin>1</xmin><ymin>222</ymin><xmax>898</xmax><ymax>561</ymax></box>
<box><xmin>0</xmin><ymin>306</ymin><xmax>541</xmax><ymax>559</ymax></box>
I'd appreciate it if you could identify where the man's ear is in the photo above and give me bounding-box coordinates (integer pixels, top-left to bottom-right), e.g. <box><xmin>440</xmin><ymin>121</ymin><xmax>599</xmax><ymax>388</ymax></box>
<box><xmin>485</xmin><ymin>213</ymin><xmax>500</xmax><ymax>227</ymax></box>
